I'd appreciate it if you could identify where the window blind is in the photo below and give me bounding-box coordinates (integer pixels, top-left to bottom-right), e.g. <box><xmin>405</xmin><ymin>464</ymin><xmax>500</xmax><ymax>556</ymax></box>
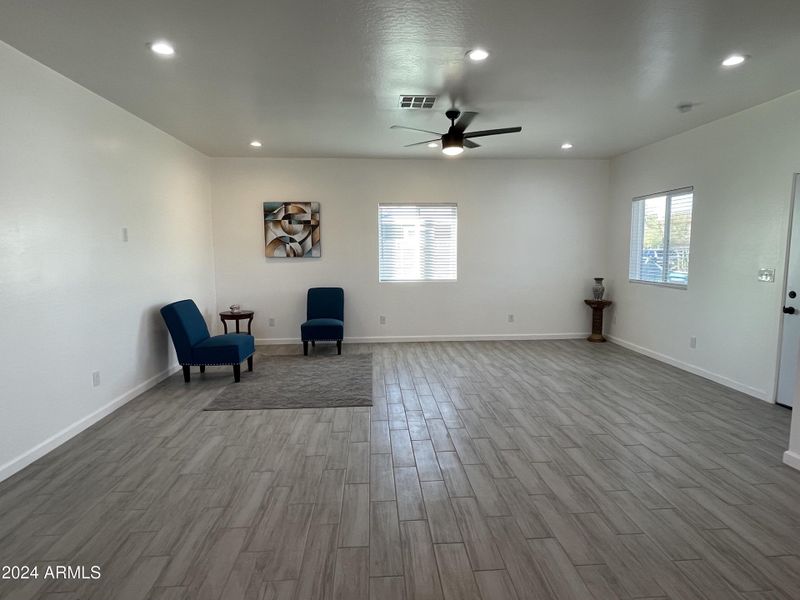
<box><xmin>628</xmin><ymin>187</ymin><xmax>693</xmax><ymax>286</ymax></box>
<box><xmin>378</xmin><ymin>204</ymin><xmax>457</xmax><ymax>282</ymax></box>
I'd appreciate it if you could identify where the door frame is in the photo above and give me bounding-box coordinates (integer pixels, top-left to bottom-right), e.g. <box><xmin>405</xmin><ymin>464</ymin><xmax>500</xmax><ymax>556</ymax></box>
<box><xmin>774</xmin><ymin>173</ymin><xmax>800</xmax><ymax>407</ymax></box>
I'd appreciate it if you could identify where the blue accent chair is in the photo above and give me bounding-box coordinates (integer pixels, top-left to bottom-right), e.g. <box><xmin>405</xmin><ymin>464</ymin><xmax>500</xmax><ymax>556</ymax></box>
<box><xmin>160</xmin><ymin>299</ymin><xmax>255</xmax><ymax>383</ymax></box>
<box><xmin>301</xmin><ymin>287</ymin><xmax>344</xmax><ymax>355</ymax></box>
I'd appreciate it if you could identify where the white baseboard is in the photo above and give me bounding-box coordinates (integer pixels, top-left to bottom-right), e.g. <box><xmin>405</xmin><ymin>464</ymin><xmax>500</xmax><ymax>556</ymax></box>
<box><xmin>606</xmin><ymin>335</ymin><xmax>768</xmax><ymax>401</ymax></box>
<box><xmin>256</xmin><ymin>332</ymin><xmax>588</xmax><ymax>345</ymax></box>
<box><xmin>0</xmin><ymin>363</ymin><xmax>182</xmax><ymax>483</ymax></box>
<box><xmin>783</xmin><ymin>450</ymin><xmax>800</xmax><ymax>471</ymax></box>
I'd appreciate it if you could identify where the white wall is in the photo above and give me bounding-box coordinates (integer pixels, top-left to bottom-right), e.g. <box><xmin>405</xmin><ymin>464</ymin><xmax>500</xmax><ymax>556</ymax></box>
<box><xmin>0</xmin><ymin>42</ymin><xmax>216</xmax><ymax>480</ymax></box>
<box><xmin>210</xmin><ymin>158</ymin><xmax>609</xmax><ymax>342</ymax></box>
<box><xmin>606</xmin><ymin>90</ymin><xmax>800</xmax><ymax>402</ymax></box>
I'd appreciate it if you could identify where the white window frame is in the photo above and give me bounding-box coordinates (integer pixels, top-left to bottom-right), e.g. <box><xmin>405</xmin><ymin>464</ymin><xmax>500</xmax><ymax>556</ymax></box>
<box><xmin>378</xmin><ymin>203</ymin><xmax>458</xmax><ymax>283</ymax></box>
<box><xmin>628</xmin><ymin>187</ymin><xmax>693</xmax><ymax>289</ymax></box>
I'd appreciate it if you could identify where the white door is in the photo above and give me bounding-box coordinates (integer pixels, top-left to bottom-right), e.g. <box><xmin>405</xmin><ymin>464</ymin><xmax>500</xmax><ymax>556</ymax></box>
<box><xmin>777</xmin><ymin>175</ymin><xmax>800</xmax><ymax>407</ymax></box>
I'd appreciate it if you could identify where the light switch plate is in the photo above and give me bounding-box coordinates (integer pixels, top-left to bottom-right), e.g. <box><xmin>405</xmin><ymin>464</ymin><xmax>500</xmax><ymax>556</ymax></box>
<box><xmin>758</xmin><ymin>268</ymin><xmax>775</xmax><ymax>283</ymax></box>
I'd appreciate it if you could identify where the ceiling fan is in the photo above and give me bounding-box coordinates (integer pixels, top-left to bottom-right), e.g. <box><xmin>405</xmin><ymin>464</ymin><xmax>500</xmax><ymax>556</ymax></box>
<box><xmin>391</xmin><ymin>109</ymin><xmax>522</xmax><ymax>156</ymax></box>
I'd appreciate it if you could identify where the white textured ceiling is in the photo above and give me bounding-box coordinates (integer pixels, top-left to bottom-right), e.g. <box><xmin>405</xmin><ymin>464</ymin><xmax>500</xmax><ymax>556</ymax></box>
<box><xmin>2</xmin><ymin>0</ymin><xmax>800</xmax><ymax>158</ymax></box>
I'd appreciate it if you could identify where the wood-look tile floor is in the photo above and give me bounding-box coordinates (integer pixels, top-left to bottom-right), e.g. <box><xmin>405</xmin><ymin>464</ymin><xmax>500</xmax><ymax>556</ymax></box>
<box><xmin>1</xmin><ymin>340</ymin><xmax>799</xmax><ymax>600</ymax></box>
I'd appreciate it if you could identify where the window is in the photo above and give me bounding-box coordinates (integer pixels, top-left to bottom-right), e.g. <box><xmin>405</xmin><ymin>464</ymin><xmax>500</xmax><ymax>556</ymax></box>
<box><xmin>629</xmin><ymin>187</ymin><xmax>693</xmax><ymax>286</ymax></box>
<box><xmin>378</xmin><ymin>204</ymin><xmax>457</xmax><ymax>282</ymax></box>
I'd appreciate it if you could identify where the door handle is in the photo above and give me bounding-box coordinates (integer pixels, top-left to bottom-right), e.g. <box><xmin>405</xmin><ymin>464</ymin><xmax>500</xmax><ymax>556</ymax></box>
<box><xmin>784</xmin><ymin>306</ymin><xmax>796</xmax><ymax>314</ymax></box>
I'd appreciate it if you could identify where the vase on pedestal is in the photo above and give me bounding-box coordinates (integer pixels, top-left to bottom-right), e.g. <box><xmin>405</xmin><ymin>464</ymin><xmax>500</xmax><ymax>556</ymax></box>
<box><xmin>592</xmin><ymin>277</ymin><xmax>605</xmax><ymax>300</ymax></box>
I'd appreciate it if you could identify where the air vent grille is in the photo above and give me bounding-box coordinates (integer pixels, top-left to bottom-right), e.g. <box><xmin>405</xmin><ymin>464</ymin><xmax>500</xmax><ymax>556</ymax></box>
<box><xmin>399</xmin><ymin>95</ymin><xmax>437</xmax><ymax>109</ymax></box>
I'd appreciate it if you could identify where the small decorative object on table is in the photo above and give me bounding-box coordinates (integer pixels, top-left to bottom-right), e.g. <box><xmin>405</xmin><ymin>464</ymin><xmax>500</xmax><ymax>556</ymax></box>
<box><xmin>229</xmin><ymin>304</ymin><xmax>241</xmax><ymax>313</ymax></box>
<box><xmin>592</xmin><ymin>277</ymin><xmax>605</xmax><ymax>300</ymax></box>
<box><xmin>584</xmin><ymin>299</ymin><xmax>612</xmax><ymax>343</ymax></box>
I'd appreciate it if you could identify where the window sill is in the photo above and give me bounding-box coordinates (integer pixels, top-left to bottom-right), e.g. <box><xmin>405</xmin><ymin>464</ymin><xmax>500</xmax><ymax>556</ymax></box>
<box><xmin>379</xmin><ymin>279</ymin><xmax>458</xmax><ymax>283</ymax></box>
<box><xmin>629</xmin><ymin>279</ymin><xmax>688</xmax><ymax>290</ymax></box>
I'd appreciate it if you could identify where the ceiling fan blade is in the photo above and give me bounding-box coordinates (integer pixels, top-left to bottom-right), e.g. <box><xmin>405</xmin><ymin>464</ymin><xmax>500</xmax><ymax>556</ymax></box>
<box><xmin>463</xmin><ymin>126</ymin><xmax>522</xmax><ymax>139</ymax></box>
<box><xmin>453</xmin><ymin>111</ymin><xmax>478</xmax><ymax>133</ymax></box>
<box><xmin>404</xmin><ymin>138</ymin><xmax>440</xmax><ymax>147</ymax></box>
<box><xmin>391</xmin><ymin>125</ymin><xmax>443</xmax><ymax>136</ymax></box>
<box><xmin>464</xmin><ymin>139</ymin><xmax>481</xmax><ymax>149</ymax></box>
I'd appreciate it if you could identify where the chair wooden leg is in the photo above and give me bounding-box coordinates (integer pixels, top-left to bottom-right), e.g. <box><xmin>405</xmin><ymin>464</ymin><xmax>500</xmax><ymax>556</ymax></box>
<box><xmin>233</xmin><ymin>364</ymin><xmax>241</xmax><ymax>382</ymax></box>
<box><xmin>182</xmin><ymin>365</ymin><xmax>190</xmax><ymax>383</ymax></box>
<box><xmin>199</xmin><ymin>365</ymin><xmax>205</xmax><ymax>373</ymax></box>
<box><xmin>337</xmin><ymin>340</ymin><xmax>342</xmax><ymax>355</ymax></box>
<box><xmin>303</xmin><ymin>341</ymin><xmax>309</xmax><ymax>356</ymax></box>
<box><xmin>247</xmin><ymin>356</ymin><xmax>253</xmax><ymax>371</ymax></box>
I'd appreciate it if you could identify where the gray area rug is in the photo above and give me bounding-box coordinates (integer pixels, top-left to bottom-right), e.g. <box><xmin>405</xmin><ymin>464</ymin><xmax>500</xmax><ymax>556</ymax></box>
<box><xmin>205</xmin><ymin>353</ymin><xmax>373</xmax><ymax>410</ymax></box>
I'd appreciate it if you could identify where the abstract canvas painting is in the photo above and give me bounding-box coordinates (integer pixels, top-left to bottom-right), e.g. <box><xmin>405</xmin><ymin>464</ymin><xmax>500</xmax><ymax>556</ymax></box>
<box><xmin>263</xmin><ymin>202</ymin><xmax>321</xmax><ymax>257</ymax></box>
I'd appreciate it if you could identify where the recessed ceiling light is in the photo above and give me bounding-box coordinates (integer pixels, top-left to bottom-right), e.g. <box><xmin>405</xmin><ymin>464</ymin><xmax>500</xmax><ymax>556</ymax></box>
<box><xmin>721</xmin><ymin>54</ymin><xmax>747</xmax><ymax>67</ymax></box>
<box><xmin>427</xmin><ymin>142</ymin><xmax>438</xmax><ymax>148</ymax></box>
<box><xmin>442</xmin><ymin>146</ymin><xmax>464</xmax><ymax>156</ymax></box>
<box><xmin>466</xmin><ymin>48</ymin><xmax>489</xmax><ymax>62</ymax></box>
<box><xmin>250</xmin><ymin>140</ymin><xmax>262</xmax><ymax>148</ymax></box>
<box><xmin>561</xmin><ymin>142</ymin><xmax>573</xmax><ymax>150</ymax></box>
<box><xmin>149</xmin><ymin>41</ymin><xmax>175</xmax><ymax>57</ymax></box>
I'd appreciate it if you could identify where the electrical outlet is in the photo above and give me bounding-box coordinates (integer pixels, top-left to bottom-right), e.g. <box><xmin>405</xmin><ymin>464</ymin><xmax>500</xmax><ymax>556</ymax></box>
<box><xmin>507</xmin><ymin>314</ymin><xmax>515</xmax><ymax>323</ymax></box>
<box><xmin>379</xmin><ymin>315</ymin><xmax>386</xmax><ymax>325</ymax></box>
<box><xmin>121</xmin><ymin>227</ymin><xmax>129</xmax><ymax>242</ymax></box>
<box><xmin>268</xmin><ymin>317</ymin><xmax>275</xmax><ymax>327</ymax></box>
<box><xmin>689</xmin><ymin>336</ymin><xmax>697</xmax><ymax>349</ymax></box>
<box><xmin>92</xmin><ymin>371</ymin><xmax>101</xmax><ymax>387</ymax></box>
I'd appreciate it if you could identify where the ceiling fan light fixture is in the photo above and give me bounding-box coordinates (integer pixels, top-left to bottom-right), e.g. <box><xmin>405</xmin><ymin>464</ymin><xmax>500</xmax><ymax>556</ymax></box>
<box><xmin>441</xmin><ymin>133</ymin><xmax>464</xmax><ymax>156</ymax></box>
<box><xmin>249</xmin><ymin>140</ymin><xmax>262</xmax><ymax>148</ymax></box>
<box><xmin>561</xmin><ymin>142</ymin><xmax>573</xmax><ymax>150</ymax></box>
<box><xmin>392</xmin><ymin>109</ymin><xmax>520</xmax><ymax>154</ymax></box>
<box><xmin>466</xmin><ymin>48</ymin><xmax>489</xmax><ymax>62</ymax></box>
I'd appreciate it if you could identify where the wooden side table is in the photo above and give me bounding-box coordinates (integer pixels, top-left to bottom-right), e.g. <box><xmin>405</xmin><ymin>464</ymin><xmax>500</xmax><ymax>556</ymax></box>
<box><xmin>219</xmin><ymin>310</ymin><xmax>254</xmax><ymax>334</ymax></box>
<box><xmin>584</xmin><ymin>299</ymin><xmax>612</xmax><ymax>343</ymax></box>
